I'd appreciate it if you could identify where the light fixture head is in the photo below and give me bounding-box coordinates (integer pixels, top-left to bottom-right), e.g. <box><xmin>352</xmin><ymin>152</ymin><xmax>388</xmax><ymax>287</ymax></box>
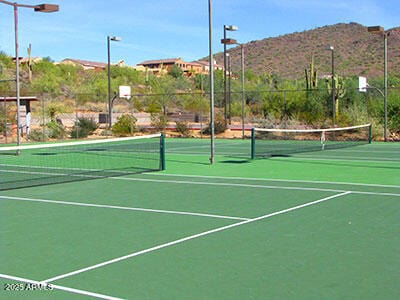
<box><xmin>326</xmin><ymin>45</ymin><xmax>334</xmax><ymax>51</ymax></box>
<box><xmin>34</xmin><ymin>4</ymin><xmax>59</xmax><ymax>12</ymax></box>
<box><xmin>368</xmin><ymin>26</ymin><xmax>384</xmax><ymax>34</ymax></box>
<box><xmin>225</xmin><ymin>25</ymin><xmax>238</xmax><ymax>31</ymax></box>
<box><xmin>221</xmin><ymin>38</ymin><xmax>238</xmax><ymax>45</ymax></box>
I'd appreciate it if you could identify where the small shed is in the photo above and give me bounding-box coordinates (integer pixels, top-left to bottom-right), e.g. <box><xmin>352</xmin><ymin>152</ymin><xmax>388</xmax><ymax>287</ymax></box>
<box><xmin>0</xmin><ymin>96</ymin><xmax>38</xmax><ymax>112</ymax></box>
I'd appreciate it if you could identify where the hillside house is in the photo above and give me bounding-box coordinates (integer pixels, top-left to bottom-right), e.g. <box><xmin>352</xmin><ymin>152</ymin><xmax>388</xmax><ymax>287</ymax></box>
<box><xmin>60</xmin><ymin>59</ymin><xmax>108</xmax><ymax>71</ymax></box>
<box><xmin>137</xmin><ymin>58</ymin><xmax>223</xmax><ymax>76</ymax></box>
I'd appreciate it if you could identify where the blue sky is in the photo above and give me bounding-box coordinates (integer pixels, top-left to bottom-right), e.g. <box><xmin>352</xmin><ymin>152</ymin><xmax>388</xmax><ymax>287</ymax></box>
<box><xmin>1</xmin><ymin>0</ymin><xmax>399</xmax><ymax>66</ymax></box>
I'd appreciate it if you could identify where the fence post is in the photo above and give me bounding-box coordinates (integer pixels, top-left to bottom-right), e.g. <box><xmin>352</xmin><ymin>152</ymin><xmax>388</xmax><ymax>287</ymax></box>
<box><xmin>160</xmin><ymin>133</ymin><xmax>166</xmax><ymax>170</ymax></box>
<box><xmin>251</xmin><ymin>127</ymin><xmax>255</xmax><ymax>159</ymax></box>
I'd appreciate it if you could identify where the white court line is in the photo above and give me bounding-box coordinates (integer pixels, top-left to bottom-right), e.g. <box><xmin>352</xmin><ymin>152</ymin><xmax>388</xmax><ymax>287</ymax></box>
<box><xmin>110</xmin><ymin>176</ymin><xmax>400</xmax><ymax>197</ymax></box>
<box><xmin>43</xmin><ymin>192</ymin><xmax>351</xmax><ymax>284</ymax></box>
<box><xmin>0</xmin><ymin>196</ymin><xmax>249</xmax><ymax>221</ymax></box>
<box><xmin>145</xmin><ymin>173</ymin><xmax>400</xmax><ymax>189</ymax></box>
<box><xmin>278</xmin><ymin>155</ymin><xmax>400</xmax><ymax>163</ymax></box>
<box><xmin>111</xmin><ymin>176</ymin><xmax>346</xmax><ymax>193</ymax></box>
<box><xmin>2</xmin><ymin>171</ymin><xmax>398</xmax><ymax>197</ymax></box>
<box><xmin>0</xmin><ymin>273</ymin><xmax>122</xmax><ymax>300</ymax></box>
<box><xmin>317</xmin><ymin>149</ymin><xmax>400</xmax><ymax>155</ymax></box>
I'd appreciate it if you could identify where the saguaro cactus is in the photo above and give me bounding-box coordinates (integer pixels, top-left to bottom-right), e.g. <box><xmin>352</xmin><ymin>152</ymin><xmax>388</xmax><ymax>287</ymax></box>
<box><xmin>326</xmin><ymin>74</ymin><xmax>346</xmax><ymax>116</ymax></box>
<box><xmin>305</xmin><ymin>54</ymin><xmax>318</xmax><ymax>90</ymax></box>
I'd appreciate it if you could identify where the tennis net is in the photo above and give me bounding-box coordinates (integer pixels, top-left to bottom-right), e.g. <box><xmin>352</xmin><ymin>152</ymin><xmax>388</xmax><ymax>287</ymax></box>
<box><xmin>251</xmin><ymin>124</ymin><xmax>372</xmax><ymax>158</ymax></box>
<box><xmin>0</xmin><ymin>133</ymin><xmax>165</xmax><ymax>191</ymax></box>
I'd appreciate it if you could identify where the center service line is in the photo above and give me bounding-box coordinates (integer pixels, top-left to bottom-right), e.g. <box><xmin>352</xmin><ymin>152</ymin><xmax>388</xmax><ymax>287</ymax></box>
<box><xmin>43</xmin><ymin>191</ymin><xmax>351</xmax><ymax>284</ymax></box>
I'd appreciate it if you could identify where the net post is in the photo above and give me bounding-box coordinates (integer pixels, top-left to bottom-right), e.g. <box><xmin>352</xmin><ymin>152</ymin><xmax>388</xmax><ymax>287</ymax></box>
<box><xmin>368</xmin><ymin>124</ymin><xmax>372</xmax><ymax>144</ymax></box>
<box><xmin>160</xmin><ymin>133</ymin><xmax>166</xmax><ymax>170</ymax></box>
<box><xmin>251</xmin><ymin>128</ymin><xmax>255</xmax><ymax>159</ymax></box>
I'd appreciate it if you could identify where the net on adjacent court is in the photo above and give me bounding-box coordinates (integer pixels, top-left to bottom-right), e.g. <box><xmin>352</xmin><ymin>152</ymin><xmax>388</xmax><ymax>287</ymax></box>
<box><xmin>251</xmin><ymin>124</ymin><xmax>372</xmax><ymax>158</ymax></box>
<box><xmin>0</xmin><ymin>133</ymin><xmax>165</xmax><ymax>191</ymax></box>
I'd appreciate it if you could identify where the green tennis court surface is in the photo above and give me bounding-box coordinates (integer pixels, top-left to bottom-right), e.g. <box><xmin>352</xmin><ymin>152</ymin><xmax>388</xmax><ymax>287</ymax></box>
<box><xmin>1</xmin><ymin>138</ymin><xmax>399</xmax><ymax>299</ymax></box>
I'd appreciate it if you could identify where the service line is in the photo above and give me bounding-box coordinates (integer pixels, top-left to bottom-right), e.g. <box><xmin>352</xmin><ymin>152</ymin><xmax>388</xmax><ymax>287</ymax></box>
<box><xmin>43</xmin><ymin>191</ymin><xmax>351</xmax><ymax>284</ymax></box>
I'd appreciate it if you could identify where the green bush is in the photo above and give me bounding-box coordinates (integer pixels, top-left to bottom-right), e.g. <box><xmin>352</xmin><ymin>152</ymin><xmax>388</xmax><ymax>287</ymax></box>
<box><xmin>201</xmin><ymin>116</ymin><xmax>227</xmax><ymax>135</ymax></box>
<box><xmin>387</xmin><ymin>102</ymin><xmax>400</xmax><ymax>134</ymax></box>
<box><xmin>112</xmin><ymin>114</ymin><xmax>137</xmax><ymax>136</ymax></box>
<box><xmin>47</xmin><ymin>120</ymin><xmax>67</xmax><ymax>139</ymax></box>
<box><xmin>175</xmin><ymin>121</ymin><xmax>191</xmax><ymax>136</ymax></box>
<box><xmin>70</xmin><ymin>117</ymin><xmax>98</xmax><ymax>138</ymax></box>
<box><xmin>27</xmin><ymin>128</ymin><xmax>48</xmax><ymax>142</ymax></box>
<box><xmin>150</xmin><ymin>113</ymin><xmax>167</xmax><ymax>132</ymax></box>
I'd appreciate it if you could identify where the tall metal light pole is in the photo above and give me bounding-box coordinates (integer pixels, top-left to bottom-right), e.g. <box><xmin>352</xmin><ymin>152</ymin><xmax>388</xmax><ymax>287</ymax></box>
<box><xmin>222</xmin><ymin>25</ymin><xmax>238</xmax><ymax>123</ymax></box>
<box><xmin>221</xmin><ymin>37</ymin><xmax>238</xmax><ymax>126</ymax></box>
<box><xmin>230</xmin><ymin>42</ymin><xmax>246</xmax><ymax>138</ymax></box>
<box><xmin>107</xmin><ymin>35</ymin><xmax>121</xmax><ymax>130</ymax></box>
<box><xmin>327</xmin><ymin>45</ymin><xmax>335</xmax><ymax>125</ymax></box>
<box><xmin>368</xmin><ymin>26</ymin><xmax>388</xmax><ymax>142</ymax></box>
<box><xmin>0</xmin><ymin>0</ymin><xmax>59</xmax><ymax>147</ymax></box>
<box><xmin>208</xmin><ymin>0</ymin><xmax>215</xmax><ymax>164</ymax></box>
<box><xmin>240</xmin><ymin>44</ymin><xmax>245</xmax><ymax>139</ymax></box>
<box><xmin>227</xmin><ymin>52</ymin><xmax>232</xmax><ymax>124</ymax></box>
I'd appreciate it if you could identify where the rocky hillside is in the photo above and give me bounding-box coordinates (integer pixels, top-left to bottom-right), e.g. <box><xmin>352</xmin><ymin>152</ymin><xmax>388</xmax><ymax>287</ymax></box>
<box><xmin>215</xmin><ymin>22</ymin><xmax>400</xmax><ymax>80</ymax></box>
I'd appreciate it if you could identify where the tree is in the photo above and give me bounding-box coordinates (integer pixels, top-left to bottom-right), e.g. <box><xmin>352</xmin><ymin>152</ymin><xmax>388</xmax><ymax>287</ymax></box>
<box><xmin>168</xmin><ymin>64</ymin><xmax>184</xmax><ymax>78</ymax></box>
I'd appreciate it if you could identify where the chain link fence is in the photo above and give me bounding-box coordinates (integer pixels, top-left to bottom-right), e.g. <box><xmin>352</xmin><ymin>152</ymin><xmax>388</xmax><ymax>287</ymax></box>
<box><xmin>1</xmin><ymin>87</ymin><xmax>398</xmax><ymax>144</ymax></box>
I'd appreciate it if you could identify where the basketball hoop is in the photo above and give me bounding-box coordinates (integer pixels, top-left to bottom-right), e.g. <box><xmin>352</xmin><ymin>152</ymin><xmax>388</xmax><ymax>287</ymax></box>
<box><xmin>119</xmin><ymin>85</ymin><xmax>131</xmax><ymax>99</ymax></box>
<box><xmin>359</xmin><ymin>77</ymin><xmax>367</xmax><ymax>92</ymax></box>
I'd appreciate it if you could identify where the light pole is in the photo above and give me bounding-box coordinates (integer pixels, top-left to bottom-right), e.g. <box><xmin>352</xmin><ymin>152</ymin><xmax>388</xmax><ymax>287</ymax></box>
<box><xmin>231</xmin><ymin>42</ymin><xmax>246</xmax><ymax>138</ymax></box>
<box><xmin>327</xmin><ymin>45</ymin><xmax>335</xmax><ymax>125</ymax></box>
<box><xmin>227</xmin><ymin>52</ymin><xmax>232</xmax><ymax>124</ymax></box>
<box><xmin>222</xmin><ymin>25</ymin><xmax>238</xmax><ymax>123</ymax></box>
<box><xmin>208</xmin><ymin>0</ymin><xmax>215</xmax><ymax>164</ymax></box>
<box><xmin>368</xmin><ymin>26</ymin><xmax>388</xmax><ymax>142</ymax></box>
<box><xmin>240</xmin><ymin>44</ymin><xmax>245</xmax><ymax>139</ymax></box>
<box><xmin>0</xmin><ymin>0</ymin><xmax>59</xmax><ymax>147</ymax></box>
<box><xmin>221</xmin><ymin>37</ymin><xmax>238</xmax><ymax>126</ymax></box>
<box><xmin>107</xmin><ymin>35</ymin><xmax>121</xmax><ymax>130</ymax></box>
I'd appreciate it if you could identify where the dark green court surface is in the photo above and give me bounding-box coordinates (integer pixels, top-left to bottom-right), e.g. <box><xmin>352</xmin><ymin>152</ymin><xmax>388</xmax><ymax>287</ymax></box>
<box><xmin>1</xmin><ymin>138</ymin><xmax>399</xmax><ymax>299</ymax></box>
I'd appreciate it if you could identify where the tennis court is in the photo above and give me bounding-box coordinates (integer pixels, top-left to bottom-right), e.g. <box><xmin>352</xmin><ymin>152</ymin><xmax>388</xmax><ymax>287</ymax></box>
<box><xmin>1</xmin><ymin>136</ymin><xmax>399</xmax><ymax>299</ymax></box>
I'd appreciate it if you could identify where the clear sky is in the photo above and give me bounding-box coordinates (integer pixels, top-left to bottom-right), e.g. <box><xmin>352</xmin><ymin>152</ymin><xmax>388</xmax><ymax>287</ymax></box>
<box><xmin>0</xmin><ymin>0</ymin><xmax>399</xmax><ymax>66</ymax></box>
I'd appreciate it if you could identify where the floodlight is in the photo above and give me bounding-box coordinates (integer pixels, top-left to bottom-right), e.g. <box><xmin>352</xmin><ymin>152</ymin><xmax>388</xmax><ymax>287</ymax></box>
<box><xmin>34</xmin><ymin>4</ymin><xmax>59</xmax><ymax>12</ymax></box>
<box><xmin>225</xmin><ymin>25</ymin><xmax>238</xmax><ymax>31</ymax></box>
<box><xmin>367</xmin><ymin>26</ymin><xmax>384</xmax><ymax>34</ymax></box>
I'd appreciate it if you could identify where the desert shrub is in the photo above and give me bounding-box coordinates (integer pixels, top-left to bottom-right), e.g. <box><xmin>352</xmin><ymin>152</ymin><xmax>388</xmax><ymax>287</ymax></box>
<box><xmin>27</xmin><ymin>128</ymin><xmax>48</xmax><ymax>142</ymax></box>
<box><xmin>112</xmin><ymin>114</ymin><xmax>137</xmax><ymax>136</ymax></box>
<box><xmin>47</xmin><ymin>120</ymin><xmax>67</xmax><ymax>139</ymax></box>
<box><xmin>150</xmin><ymin>113</ymin><xmax>167</xmax><ymax>132</ymax></box>
<box><xmin>201</xmin><ymin>115</ymin><xmax>227</xmax><ymax>135</ymax></box>
<box><xmin>175</xmin><ymin>121</ymin><xmax>191</xmax><ymax>136</ymax></box>
<box><xmin>387</xmin><ymin>101</ymin><xmax>400</xmax><ymax>134</ymax></box>
<box><xmin>70</xmin><ymin>117</ymin><xmax>98</xmax><ymax>138</ymax></box>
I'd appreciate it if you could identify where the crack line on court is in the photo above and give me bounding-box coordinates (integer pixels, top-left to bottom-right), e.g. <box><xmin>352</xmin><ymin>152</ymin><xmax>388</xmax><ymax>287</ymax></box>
<box><xmin>0</xmin><ymin>195</ymin><xmax>249</xmax><ymax>221</ymax></box>
<box><xmin>42</xmin><ymin>191</ymin><xmax>351</xmax><ymax>284</ymax></box>
<box><xmin>0</xmin><ymin>273</ymin><xmax>122</xmax><ymax>300</ymax></box>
